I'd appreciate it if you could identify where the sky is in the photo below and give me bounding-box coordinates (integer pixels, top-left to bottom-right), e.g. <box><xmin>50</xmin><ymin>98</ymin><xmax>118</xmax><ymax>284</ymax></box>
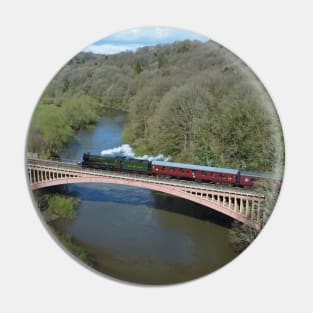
<box><xmin>84</xmin><ymin>27</ymin><xmax>209</xmax><ymax>54</ymax></box>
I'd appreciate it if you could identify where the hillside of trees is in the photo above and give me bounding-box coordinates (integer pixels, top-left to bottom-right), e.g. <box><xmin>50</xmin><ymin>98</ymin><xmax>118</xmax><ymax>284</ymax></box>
<box><xmin>28</xmin><ymin>39</ymin><xmax>285</xmax><ymax>250</ymax></box>
<box><xmin>29</xmin><ymin>39</ymin><xmax>284</xmax><ymax>177</ymax></box>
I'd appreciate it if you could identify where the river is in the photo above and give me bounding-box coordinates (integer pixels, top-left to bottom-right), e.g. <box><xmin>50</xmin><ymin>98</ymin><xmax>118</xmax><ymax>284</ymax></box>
<box><xmin>51</xmin><ymin>111</ymin><xmax>238</xmax><ymax>285</ymax></box>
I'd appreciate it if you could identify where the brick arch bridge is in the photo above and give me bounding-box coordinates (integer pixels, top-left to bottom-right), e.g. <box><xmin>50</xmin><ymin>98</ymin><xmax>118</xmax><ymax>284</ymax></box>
<box><xmin>27</xmin><ymin>158</ymin><xmax>265</xmax><ymax>229</ymax></box>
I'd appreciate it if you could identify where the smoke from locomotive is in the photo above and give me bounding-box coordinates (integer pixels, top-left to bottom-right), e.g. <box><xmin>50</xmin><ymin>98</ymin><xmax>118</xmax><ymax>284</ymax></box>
<box><xmin>101</xmin><ymin>144</ymin><xmax>171</xmax><ymax>161</ymax></box>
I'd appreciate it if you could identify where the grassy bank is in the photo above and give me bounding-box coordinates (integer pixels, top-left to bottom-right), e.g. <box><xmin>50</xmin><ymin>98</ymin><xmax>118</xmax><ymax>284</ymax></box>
<box><xmin>34</xmin><ymin>189</ymin><xmax>95</xmax><ymax>265</ymax></box>
<box><xmin>34</xmin><ymin>190</ymin><xmax>79</xmax><ymax>221</ymax></box>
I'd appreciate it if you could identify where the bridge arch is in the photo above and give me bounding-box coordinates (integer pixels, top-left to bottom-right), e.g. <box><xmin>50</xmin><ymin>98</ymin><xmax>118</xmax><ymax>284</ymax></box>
<box><xmin>27</xmin><ymin>159</ymin><xmax>264</xmax><ymax>229</ymax></box>
<box><xmin>30</xmin><ymin>176</ymin><xmax>243</xmax><ymax>222</ymax></box>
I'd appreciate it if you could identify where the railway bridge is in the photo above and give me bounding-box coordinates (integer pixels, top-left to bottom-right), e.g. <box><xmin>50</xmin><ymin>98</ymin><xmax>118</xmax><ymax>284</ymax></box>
<box><xmin>27</xmin><ymin>158</ymin><xmax>265</xmax><ymax>229</ymax></box>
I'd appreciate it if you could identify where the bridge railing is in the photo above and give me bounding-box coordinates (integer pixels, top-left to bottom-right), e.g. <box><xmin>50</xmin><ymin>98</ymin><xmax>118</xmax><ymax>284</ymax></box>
<box><xmin>27</xmin><ymin>158</ymin><xmax>264</xmax><ymax>199</ymax></box>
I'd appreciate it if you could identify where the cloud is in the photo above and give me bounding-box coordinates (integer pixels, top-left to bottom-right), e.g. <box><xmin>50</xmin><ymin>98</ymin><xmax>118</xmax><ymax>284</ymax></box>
<box><xmin>84</xmin><ymin>43</ymin><xmax>146</xmax><ymax>54</ymax></box>
<box><xmin>84</xmin><ymin>27</ymin><xmax>209</xmax><ymax>54</ymax></box>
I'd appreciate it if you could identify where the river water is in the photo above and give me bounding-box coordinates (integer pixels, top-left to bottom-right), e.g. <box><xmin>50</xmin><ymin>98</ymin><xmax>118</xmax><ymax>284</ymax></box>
<box><xmin>53</xmin><ymin>111</ymin><xmax>238</xmax><ymax>285</ymax></box>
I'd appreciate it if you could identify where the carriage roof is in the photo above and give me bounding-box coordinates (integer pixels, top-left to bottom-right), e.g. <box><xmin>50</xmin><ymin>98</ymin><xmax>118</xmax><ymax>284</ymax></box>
<box><xmin>152</xmin><ymin>160</ymin><xmax>239</xmax><ymax>175</ymax></box>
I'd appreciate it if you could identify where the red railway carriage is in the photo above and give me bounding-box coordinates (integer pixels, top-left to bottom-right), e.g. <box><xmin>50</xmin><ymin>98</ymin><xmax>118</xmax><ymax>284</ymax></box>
<box><xmin>151</xmin><ymin>160</ymin><xmax>239</xmax><ymax>185</ymax></box>
<box><xmin>239</xmin><ymin>171</ymin><xmax>270</xmax><ymax>187</ymax></box>
<box><xmin>238</xmin><ymin>172</ymin><xmax>257</xmax><ymax>187</ymax></box>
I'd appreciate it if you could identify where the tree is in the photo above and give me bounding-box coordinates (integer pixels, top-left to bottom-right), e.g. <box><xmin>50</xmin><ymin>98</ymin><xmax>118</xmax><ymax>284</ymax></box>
<box><xmin>134</xmin><ymin>60</ymin><xmax>143</xmax><ymax>74</ymax></box>
<box><xmin>29</xmin><ymin>104</ymin><xmax>73</xmax><ymax>157</ymax></box>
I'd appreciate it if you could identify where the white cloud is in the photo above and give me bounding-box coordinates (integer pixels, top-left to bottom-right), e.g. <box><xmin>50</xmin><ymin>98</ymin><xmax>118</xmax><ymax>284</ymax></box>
<box><xmin>84</xmin><ymin>43</ymin><xmax>146</xmax><ymax>55</ymax></box>
<box><xmin>84</xmin><ymin>27</ymin><xmax>209</xmax><ymax>54</ymax></box>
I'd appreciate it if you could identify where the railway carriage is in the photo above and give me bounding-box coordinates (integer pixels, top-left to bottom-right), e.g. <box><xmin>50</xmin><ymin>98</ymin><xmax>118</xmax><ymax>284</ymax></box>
<box><xmin>80</xmin><ymin>152</ymin><xmax>269</xmax><ymax>187</ymax></box>
<box><xmin>238</xmin><ymin>170</ymin><xmax>270</xmax><ymax>187</ymax></box>
<box><xmin>121</xmin><ymin>158</ymin><xmax>151</xmax><ymax>173</ymax></box>
<box><xmin>151</xmin><ymin>160</ymin><xmax>238</xmax><ymax>185</ymax></box>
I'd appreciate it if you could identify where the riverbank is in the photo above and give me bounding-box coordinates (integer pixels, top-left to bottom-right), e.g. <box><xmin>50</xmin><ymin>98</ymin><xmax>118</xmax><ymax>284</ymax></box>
<box><xmin>33</xmin><ymin>187</ymin><xmax>96</xmax><ymax>265</ymax></box>
<box><xmin>27</xmin><ymin>95</ymin><xmax>105</xmax><ymax>158</ymax></box>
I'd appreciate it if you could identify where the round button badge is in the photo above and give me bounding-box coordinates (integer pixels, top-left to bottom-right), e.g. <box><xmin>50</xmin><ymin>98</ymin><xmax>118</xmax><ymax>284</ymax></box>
<box><xmin>26</xmin><ymin>27</ymin><xmax>284</xmax><ymax>285</ymax></box>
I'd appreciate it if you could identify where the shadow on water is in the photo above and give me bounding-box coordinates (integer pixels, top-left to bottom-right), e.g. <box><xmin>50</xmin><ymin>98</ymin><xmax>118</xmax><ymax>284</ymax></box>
<box><xmin>152</xmin><ymin>192</ymin><xmax>234</xmax><ymax>228</ymax></box>
<box><xmin>46</xmin><ymin>183</ymin><xmax>234</xmax><ymax>229</ymax></box>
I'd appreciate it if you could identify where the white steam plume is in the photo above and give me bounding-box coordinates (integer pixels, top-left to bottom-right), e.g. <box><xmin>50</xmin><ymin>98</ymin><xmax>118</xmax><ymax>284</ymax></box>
<box><xmin>100</xmin><ymin>144</ymin><xmax>171</xmax><ymax>161</ymax></box>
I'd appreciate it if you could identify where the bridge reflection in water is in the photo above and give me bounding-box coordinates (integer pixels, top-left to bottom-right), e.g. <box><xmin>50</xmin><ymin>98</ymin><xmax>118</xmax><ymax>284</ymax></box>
<box><xmin>27</xmin><ymin>158</ymin><xmax>265</xmax><ymax>229</ymax></box>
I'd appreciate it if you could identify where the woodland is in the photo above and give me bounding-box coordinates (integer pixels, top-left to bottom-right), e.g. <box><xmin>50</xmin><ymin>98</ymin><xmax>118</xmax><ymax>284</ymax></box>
<box><xmin>28</xmin><ymin>39</ymin><xmax>284</xmax><ymax>251</ymax></box>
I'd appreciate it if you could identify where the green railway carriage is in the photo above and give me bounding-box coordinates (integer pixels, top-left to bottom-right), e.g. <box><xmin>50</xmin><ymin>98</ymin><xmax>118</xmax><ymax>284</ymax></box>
<box><xmin>82</xmin><ymin>153</ymin><xmax>121</xmax><ymax>170</ymax></box>
<box><xmin>121</xmin><ymin>158</ymin><xmax>151</xmax><ymax>173</ymax></box>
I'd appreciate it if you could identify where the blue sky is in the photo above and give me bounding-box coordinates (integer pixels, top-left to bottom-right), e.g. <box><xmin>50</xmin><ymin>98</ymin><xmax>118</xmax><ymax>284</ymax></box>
<box><xmin>84</xmin><ymin>27</ymin><xmax>209</xmax><ymax>54</ymax></box>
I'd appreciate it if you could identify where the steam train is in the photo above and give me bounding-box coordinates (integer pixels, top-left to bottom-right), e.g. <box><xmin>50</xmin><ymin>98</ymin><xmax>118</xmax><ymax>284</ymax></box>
<box><xmin>80</xmin><ymin>152</ymin><xmax>268</xmax><ymax>187</ymax></box>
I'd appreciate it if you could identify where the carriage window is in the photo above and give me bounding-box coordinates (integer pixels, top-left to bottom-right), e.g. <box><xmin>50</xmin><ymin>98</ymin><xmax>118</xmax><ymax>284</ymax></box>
<box><xmin>180</xmin><ymin>168</ymin><xmax>184</xmax><ymax>173</ymax></box>
<box><xmin>211</xmin><ymin>172</ymin><xmax>215</xmax><ymax>177</ymax></box>
<box><xmin>170</xmin><ymin>167</ymin><xmax>174</xmax><ymax>172</ymax></box>
<box><xmin>162</xmin><ymin>166</ymin><xmax>166</xmax><ymax>171</ymax></box>
<box><xmin>192</xmin><ymin>170</ymin><xmax>196</xmax><ymax>175</ymax></box>
<box><xmin>201</xmin><ymin>171</ymin><xmax>206</xmax><ymax>176</ymax></box>
<box><xmin>220</xmin><ymin>173</ymin><xmax>225</xmax><ymax>178</ymax></box>
<box><xmin>228</xmin><ymin>176</ymin><xmax>232</xmax><ymax>180</ymax></box>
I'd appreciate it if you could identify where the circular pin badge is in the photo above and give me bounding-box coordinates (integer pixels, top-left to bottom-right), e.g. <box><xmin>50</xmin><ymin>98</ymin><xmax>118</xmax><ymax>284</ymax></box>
<box><xmin>26</xmin><ymin>26</ymin><xmax>284</xmax><ymax>285</ymax></box>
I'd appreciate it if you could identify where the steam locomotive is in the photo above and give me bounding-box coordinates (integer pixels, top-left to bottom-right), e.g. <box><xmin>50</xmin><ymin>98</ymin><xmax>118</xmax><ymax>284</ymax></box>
<box><xmin>80</xmin><ymin>152</ymin><xmax>267</xmax><ymax>187</ymax></box>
